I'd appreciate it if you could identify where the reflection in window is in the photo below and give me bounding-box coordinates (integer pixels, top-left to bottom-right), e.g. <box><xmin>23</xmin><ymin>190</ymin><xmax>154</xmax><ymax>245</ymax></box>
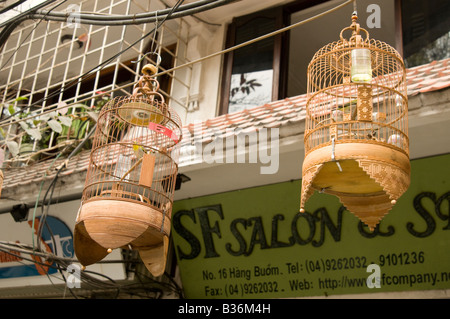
<box><xmin>227</xmin><ymin>15</ymin><xmax>276</xmax><ymax>113</ymax></box>
<box><xmin>229</xmin><ymin>70</ymin><xmax>272</xmax><ymax>113</ymax></box>
<box><xmin>402</xmin><ymin>0</ymin><xmax>450</xmax><ymax>67</ymax></box>
<box><xmin>404</xmin><ymin>31</ymin><xmax>450</xmax><ymax>68</ymax></box>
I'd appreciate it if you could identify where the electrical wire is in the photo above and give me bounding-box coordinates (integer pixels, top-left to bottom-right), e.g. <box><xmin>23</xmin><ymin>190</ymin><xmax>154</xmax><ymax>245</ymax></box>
<box><xmin>36</xmin><ymin>0</ymin><xmax>229</xmax><ymax>20</ymax></box>
<box><xmin>156</xmin><ymin>0</ymin><xmax>355</xmax><ymax>77</ymax></box>
<box><xmin>0</xmin><ymin>0</ymin><xmax>62</xmax><ymax>50</ymax></box>
<box><xmin>0</xmin><ymin>0</ymin><xmax>60</xmax><ymax>28</ymax></box>
<box><xmin>35</xmin><ymin>123</ymin><xmax>96</xmax><ymax>253</ymax></box>
<box><xmin>0</xmin><ymin>0</ymin><xmax>28</xmax><ymax>15</ymax></box>
<box><xmin>30</xmin><ymin>0</ymin><xmax>235</xmax><ymax>26</ymax></box>
<box><xmin>0</xmin><ymin>240</ymin><xmax>184</xmax><ymax>298</ymax></box>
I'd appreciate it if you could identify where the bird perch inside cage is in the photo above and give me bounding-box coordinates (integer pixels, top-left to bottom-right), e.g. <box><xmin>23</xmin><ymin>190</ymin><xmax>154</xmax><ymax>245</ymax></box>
<box><xmin>299</xmin><ymin>13</ymin><xmax>410</xmax><ymax>231</ymax></box>
<box><xmin>74</xmin><ymin>64</ymin><xmax>182</xmax><ymax>276</ymax></box>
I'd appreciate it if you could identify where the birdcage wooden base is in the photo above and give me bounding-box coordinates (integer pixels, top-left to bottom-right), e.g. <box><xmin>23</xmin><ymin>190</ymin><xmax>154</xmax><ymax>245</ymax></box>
<box><xmin>74</xmin><ymin>199</ymin><xmax>171</xmax><ymax>276</ymax></box>
<box><xmin>76</xmin><ymin>199</ymin><xmax>171</xmax><ymax>248</ymax></box>
<box><xmin>300</xmin><ymin>142</ymin><xmax>410</xmax><ymax>230</ymax></box>
<box><xmin>336</xmin><ymin>193</ymin><xmax>393</xmax><ymax>231</ymax></box>
<box><xmin>137</xmin><ymin>235</ymin><xmax>169</xmax><ymax>277</ymax></box>
<box><xmin>74</xmin><ymin>221</ymin><xmax>109</xmax><ymax>266</ymax></box>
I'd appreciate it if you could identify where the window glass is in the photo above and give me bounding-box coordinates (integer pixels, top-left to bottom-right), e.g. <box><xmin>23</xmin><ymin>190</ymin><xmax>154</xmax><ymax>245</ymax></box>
<box><xmin>228</xmin><ymin>16</ymin><xmax>276</xmax><ymax>113</ymax></box>
<box><xmin>402</xmin><ymin>0</ymin><xmax>450</xmax><ymax>67</ymax></box>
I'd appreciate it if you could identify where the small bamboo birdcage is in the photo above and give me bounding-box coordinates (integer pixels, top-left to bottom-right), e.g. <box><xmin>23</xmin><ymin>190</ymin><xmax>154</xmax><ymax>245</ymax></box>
<box><xmin>74</xmin><ymin>64</ymin><xmax>182</xmax><ymax>276</ymax></box>
<box><xmin>300</xmin><ymin>13</ymin><xmax>410</xmax><ymax>231</ymax></box>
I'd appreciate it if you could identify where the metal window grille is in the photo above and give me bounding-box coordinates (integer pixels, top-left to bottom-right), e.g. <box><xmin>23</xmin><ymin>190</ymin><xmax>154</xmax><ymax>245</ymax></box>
<box><xmin>0</xmin><ymin>0</ymin><xmax>192</xmax><ymax>166</ymax></box>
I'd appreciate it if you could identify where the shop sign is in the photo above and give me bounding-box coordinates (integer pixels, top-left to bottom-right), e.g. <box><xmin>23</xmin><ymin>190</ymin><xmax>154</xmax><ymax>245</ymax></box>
<box><xmin>172</xmin><ymin>153</ymin><xmax>450</xmax><ymax>298</ymax></box>
<box><xmin>0</xmin><ymin>200</ymin><xmax>127</xmax><ymax>289</ymax></box>
<box><xmin>0</xmin><ymin>216</ymin><xmax>73</xmax><ymax>279</ymax></box>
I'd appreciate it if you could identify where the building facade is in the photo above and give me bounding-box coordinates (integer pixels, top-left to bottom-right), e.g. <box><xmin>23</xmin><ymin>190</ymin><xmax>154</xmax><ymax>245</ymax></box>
<box><xmin>0</xmin><ymin>0</ymin><xmax>449</xmax><ymax>298</ymax></box>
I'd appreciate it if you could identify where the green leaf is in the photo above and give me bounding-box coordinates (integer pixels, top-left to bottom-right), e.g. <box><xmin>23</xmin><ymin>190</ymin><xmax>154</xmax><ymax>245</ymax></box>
<box><xmin>87</xmin><ymin>111</ymin><xmax>98</xmax><ymax>122</ymax></box>
<box><xmin>48</xmin><ymin>119</ymin><xmax>62</xmax><ymax>133</ymax></box>
<box><xmin>8</xmin><ymin>104</ymin><xmax>15</xmax><ymax>116</ymax></box>
<box><xmin>25</xmin><ymin>128</ymin><xmax>42</xmax><ymax>140</ymax></box>
<box><xmin>19</xmin><ymin>121</ymin><xmax>30</xmax><ymax>131</ymax></box>
<box><xmin>58</xmin><ymin>115</ymin><xmax>72</xmax><ymax>127</ymax></box>
<box><xmin>39</xmin><ymin>113</ymin><xmax>52</xmax><ymax>122</ymax></box>
<box><xmin>6</xmin><ymin>141</ymin><xmax>19</xmax><ymax>157</ymax></box>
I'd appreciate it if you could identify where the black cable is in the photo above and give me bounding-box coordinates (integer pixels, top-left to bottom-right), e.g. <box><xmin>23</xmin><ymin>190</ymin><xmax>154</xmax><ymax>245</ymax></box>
<box><xmin>36</xmin><ymin>0</ymin><xmax>225</xmax><ymax>21</ymax></box>
<box><xmin>0</xmin><ymin>0</ymin><xmax>67</xmax><ymax>66</ymax></box>
<box><xmin>31</xmin><ymin>1</ymin><xmax>229</xmax><ymax>26</ymax></box>
<box><xmin>0</xmin><ymin>16</ymin><xmax>26</xmax><ymax>51</ymax></box>
<box><xmin>0</xmin><ymin>241</ymin><xmax>183</xmax><ymax>298</ymax></box>
<box><xmin>36</xmin><ymin>123</ymin><xmax>96</xmax><ymax>250</ymax></box>
<box><xmin>0</xmin><ymin>0</ymin><xmax>57</xmax><ymax>54</ymax></box>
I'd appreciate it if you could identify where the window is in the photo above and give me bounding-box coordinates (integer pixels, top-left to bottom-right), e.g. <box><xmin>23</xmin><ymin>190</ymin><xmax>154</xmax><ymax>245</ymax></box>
<box><xmin>401</xmin><ymin>0</ymin><xmax>450</xmax><ymax>68</ymax></box>
<box><xmin>220</xmin><ymin>7</ymin><xmax>284</xmax><ymax>114</ymax></box>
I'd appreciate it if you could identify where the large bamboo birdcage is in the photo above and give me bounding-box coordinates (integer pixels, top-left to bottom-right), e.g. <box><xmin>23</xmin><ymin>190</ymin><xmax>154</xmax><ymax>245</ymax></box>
<box><xmin>300</xmin><ymin>13</ymin><xmax>410</xmax><ymax>231</ymax></box>
<box><xmin>74</xmin><ymin>64</ymin><xmax>182</xmax><ymax>276</ymax></box>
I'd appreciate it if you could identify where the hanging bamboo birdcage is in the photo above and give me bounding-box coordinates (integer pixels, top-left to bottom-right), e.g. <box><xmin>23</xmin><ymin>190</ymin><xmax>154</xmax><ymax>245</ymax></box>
<box><xmin>300</xmin><ymin>13</ymin><xmax>410</xmax><ymax>231</ymax></box>
<box><xmin>74</xmin><ymin>64</ymin><xmax>182</xmax><ymax>276</ymax></box>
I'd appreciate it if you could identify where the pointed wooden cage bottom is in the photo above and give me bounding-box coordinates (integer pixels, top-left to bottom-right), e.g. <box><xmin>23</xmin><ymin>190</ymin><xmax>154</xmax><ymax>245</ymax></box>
<box><xmin>74</xmin><ymin>200</ymin><xmax>171</xmax><ymax>276</ymax></box>
<box><xmin>300</xmin><ymin>143</ymin><xmax>410</xmax><ymax>231</ymax></box>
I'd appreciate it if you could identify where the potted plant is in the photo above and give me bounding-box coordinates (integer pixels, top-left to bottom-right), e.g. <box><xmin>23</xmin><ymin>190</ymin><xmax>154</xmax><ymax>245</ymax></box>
<box><xmin>1</xmin><ymin>97</ymin><xmax>73</xmax><ymax>164</ymax></box>
<box><xmin>56</xmin><ymin>97</ymin><xmax>103</xmax><ymax>154</ymax></box>
<box><xmin>57</xmin><ymin>103</ymin><xmax>89</xmax><ymax>154</ymax></box>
